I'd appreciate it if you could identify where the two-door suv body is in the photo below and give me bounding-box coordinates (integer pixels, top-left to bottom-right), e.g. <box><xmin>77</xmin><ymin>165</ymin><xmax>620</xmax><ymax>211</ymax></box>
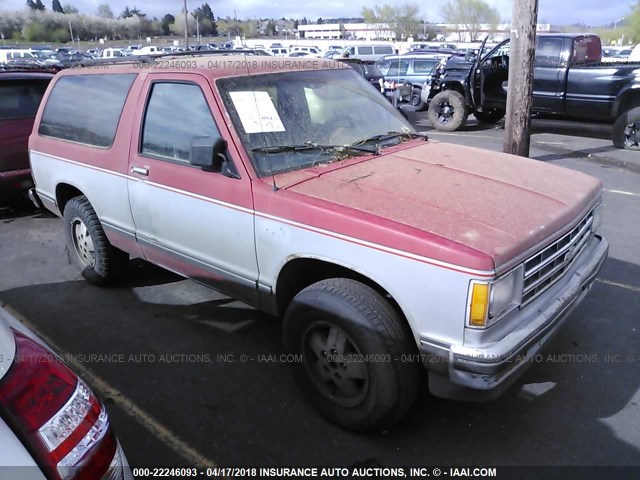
<box><xmin>29</xmin><ymin>55</ymin><xmax>608</xmax><ymax>432</ymax></box>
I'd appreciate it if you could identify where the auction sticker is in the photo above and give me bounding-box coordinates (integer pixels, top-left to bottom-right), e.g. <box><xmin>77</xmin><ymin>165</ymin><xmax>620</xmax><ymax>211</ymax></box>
<box><xmin>230</xmin><ymin>91</ymin><xmax>286</xmax><ymax>134</ymax></box>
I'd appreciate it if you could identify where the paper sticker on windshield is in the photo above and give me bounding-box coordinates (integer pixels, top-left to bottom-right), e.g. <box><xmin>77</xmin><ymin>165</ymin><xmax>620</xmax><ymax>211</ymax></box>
<box><xmin>229</xmin><ymin>91</ymin><xmax>286</xmax><ymax>134</ymax></box>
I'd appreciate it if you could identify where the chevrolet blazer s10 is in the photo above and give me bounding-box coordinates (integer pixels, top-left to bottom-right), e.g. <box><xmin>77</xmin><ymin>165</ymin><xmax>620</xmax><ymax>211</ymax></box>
<box><xmin>28</xmin><ymin>57</ymin><xmax>609</xmax><ymax>432</ymax></box>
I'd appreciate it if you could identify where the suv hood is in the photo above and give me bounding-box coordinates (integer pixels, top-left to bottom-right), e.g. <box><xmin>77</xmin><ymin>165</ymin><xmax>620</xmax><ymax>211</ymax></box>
<box><xmin>281</xmin><ymin>141</ymin><xmax>601</xmax><ymax>272</ymax></box>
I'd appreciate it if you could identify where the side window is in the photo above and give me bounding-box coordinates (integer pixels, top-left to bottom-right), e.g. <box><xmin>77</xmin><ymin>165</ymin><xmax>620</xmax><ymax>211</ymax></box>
<box><xmin>413</xmin><ymin>60</ymin><xmax>438</xmax><ymax>73</ymax></box>
<box><xmin>388</xmin><ymin>60</ymin><xmax>409</xmax><ymax>76</ymax></box>
<box><xmin>348</xmin><ymin>47</ymin><xmax>355</xmax><ymax>55</ymax></box>
<box><xmin>535</xmin><ymin>38</ymin><xmax>563</xmax><ymax>67</ymax></box>
<box><xmin>0</xmin><ymin>79</ymin><xmax>49</xmax><ymax>120</ymax></box>
<box><xmin>141</xmin><ymin>82</ymin><xmax>221</xmax><ymax>164</ymax></box>
<box><xmin>374</xmin><ymin>46</ymin><xmax>394</xmax><ymax>55</ymax></box>
<box><xmin>359</xmin><ymin>46</ymin><xmax>373</xmax><ymax>55</ymax></box>
<box><xmin>39</xmin><ymin>74</ymin><xmax>135</xmax><ymax>147</ymax></box>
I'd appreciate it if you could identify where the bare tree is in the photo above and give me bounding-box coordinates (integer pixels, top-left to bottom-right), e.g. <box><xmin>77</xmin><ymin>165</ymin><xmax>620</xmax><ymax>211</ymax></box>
<box><xmin>441</xmin><ymin>0</ymin><xmax>500</xmax><ymax>41</ymax></box>
<box><xmin>96</xmin><ymin>4</ymin><xmax>114</xmax><ymax>19</ymax></box>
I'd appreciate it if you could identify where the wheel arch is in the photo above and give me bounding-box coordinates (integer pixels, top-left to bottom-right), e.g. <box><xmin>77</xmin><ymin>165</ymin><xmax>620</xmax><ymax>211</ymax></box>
<box><xmin>274</xmin><ymin>257</ymin><xmax>411</xmax><ymax>334</ymax></box>
<box><xmin>55</xmin><ymin>183</ymin><xmax>84</xmax><ymax>215</ymax></box>
<box><xmin>614</xmin><ymin>89</ymin><xmax>640</xmax><ymax>118</ymax></box>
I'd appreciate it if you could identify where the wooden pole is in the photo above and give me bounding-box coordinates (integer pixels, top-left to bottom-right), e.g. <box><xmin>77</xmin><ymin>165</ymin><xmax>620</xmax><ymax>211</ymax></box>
<box><xmin>503</xmin><ymin>0</ymin><xmax>539</xmax><ymax>157</ymax></box>
<box><xmin>184</xmin><ymin>0</ymin><xmax>189</xmax><ymax>48</ymax></box>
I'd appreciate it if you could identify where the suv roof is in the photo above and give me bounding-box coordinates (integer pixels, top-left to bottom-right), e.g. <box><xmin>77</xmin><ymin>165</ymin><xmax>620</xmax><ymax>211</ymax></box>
<box><xmin>60</xmin><ymin>55</ymin><xmax>347</xmax><ymax>79</ymax></box>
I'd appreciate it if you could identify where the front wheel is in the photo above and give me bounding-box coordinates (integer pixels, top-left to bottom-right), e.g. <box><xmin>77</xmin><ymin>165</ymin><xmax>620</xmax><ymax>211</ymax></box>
<box><xmin>63</xmin><ymin>195</ymin><xmax>128</xmax><ymax>285</ymax></box>
<box><xmin>283</xmin><ymin>278</ymin><xmax>420</xmax><ymax>433</ymax></box>
<box><xmin>428</xmin><ymin>90</ymin><xmax>468</xmax><ymax>131</ymax></box>
<box><xmin>473</xmin><ymin>108</ymin><xmax>506</xmax><ymax>125</ymax></box>
<box><xmin>612</xmin><ymin>107</ymin><xmax>640</xmax><ymax>150</ymax></box>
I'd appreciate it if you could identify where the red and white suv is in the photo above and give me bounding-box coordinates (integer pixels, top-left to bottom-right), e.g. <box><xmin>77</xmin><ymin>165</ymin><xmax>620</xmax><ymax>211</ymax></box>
<box><xmin>28</xmin><ymin>55</ymin><xmax>608</xmax><ymax>431</ymax></box>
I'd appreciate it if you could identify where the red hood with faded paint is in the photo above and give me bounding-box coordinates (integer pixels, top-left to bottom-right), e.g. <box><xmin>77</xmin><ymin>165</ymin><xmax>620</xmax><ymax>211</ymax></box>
<box><xmin>277</xmin><ymin>140</ymin><xmax>601</xmax><ymax>272</ymax></box>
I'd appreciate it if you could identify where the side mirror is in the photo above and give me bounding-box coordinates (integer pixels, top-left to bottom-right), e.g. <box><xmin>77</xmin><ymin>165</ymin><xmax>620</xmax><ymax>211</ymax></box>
<box><xmin>190</xmin><ymin>136</ymin><xmax>227</xmax><ymax>171</ymax></box>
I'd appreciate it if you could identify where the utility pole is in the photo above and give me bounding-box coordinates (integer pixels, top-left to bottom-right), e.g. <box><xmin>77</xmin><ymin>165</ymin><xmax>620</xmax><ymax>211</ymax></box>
<box><xmin>68</xmin><ymin>19</ymin><xmax>74</xmax><ymax>47</ymax></box>
<box><xmin>503</xmin><ymin>0</ymin><xmax>539</xmax><ymax>157</ymax></box>
<box><xmin>184</xmin><ymin>0</ymin><xmax>189</xmax><ymax>48</ymax></box>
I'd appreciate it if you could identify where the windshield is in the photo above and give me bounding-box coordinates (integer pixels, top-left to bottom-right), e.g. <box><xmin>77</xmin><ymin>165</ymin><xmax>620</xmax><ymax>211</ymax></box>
<box><xmin>217</xmin><ymin>68</ymin><xmax>415</xmax><ymax>177</ymax></box>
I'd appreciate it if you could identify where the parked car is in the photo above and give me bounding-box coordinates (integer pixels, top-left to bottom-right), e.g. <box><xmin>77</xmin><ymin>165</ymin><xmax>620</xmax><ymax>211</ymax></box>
<box><xmin>29</xmin><ymin>56</ymin><xmax>608</xmax><ymax>432</ymax></box>
<box><xmin>427</xmin><ymin>33</ymin><xmax>640</xmax><ymax>149</ymax></box>
<box><xmin>377</xmin><ymin>54</ymin><xmax>444</xmax><ymax>109</ymax></box>
<box><xmin>338</xmin><ymin>58</ymin><xmax>385</xmax><ymax>90</ymax></box>
<box><xmin>270</xmin><ymin>48</ymin><xmax>288</xmax><ymax>57</ymax></box>
<box><xmin>288</xmin><ymin>51</ymin><xmax>313</xmax><ymax>57</ymax></box>
<box><xmin>323</xmin><ymin>49</ymin><xmax>342</xmax><ymax>59</ymax></box>
<box><xmin>0</xmin><ymin>305</ymin><xmax>133</xmax><ymax>479</ymax></box>
<box><xmin>615</xmin><ymin>48</ymin><xmax>634</xmax><ymax>61</ymax></box>
<box><xmin>0</xmin><ymin>49</ymin><xmax>40</xmax><ymax>65</ymax></box>
<box><xmin>340</xmin><ymin>44</ymin><xmax>395</xmax><ymax>62</ymax></box>
<box><xmin>270</xmin><ymin>43</ymin><xmax>284</xmax><ymax>48</ymax></box>
<box><xmin>288</xmin><ymin>46</ymin><xmax>321</xmax><ymax>57</ymax></box>
<box><xmin>0</xmin><ymin>68</ymin><xmax>53</xmax><ymax>200</ymax></box>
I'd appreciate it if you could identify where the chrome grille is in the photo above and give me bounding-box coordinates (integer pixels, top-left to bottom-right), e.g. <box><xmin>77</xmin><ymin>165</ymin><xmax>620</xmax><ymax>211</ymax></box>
<box><xmin>522</xmin><ymin>212</ymin><xmax>594</xmax><ymax>305</ymax></box>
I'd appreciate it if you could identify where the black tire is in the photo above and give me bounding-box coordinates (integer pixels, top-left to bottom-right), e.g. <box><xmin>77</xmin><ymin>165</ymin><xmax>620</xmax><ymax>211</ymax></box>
<box><xmin>428</xmin><ymin>90</ymin><xmax>468</xmax><ymax>131</ymax></box>
<box><xmin>410</xmin><ymin>87</ymin><xmax>426</xmax><ymax>111</ymax></box>
<box><xmin>63</xmin><ymin>195</ymin><xmax>128</xmax><ymax>285</ymax></box>
<box><xmin>283</xmin><ymin>278</ymin><xmax>420</xmax><ymax>433</ymax></box>
<box><xmin>473</xmin><ymin>108</ymin><xmax>506</xmax><ymax>125</ymax></box>
<box><xmin>612</xmin><ymin>107</ymin><xmax>640</xmax><ymax>150</ymax></box>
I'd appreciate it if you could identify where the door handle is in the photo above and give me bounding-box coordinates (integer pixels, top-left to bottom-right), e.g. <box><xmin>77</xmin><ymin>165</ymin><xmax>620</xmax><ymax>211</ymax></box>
<box><xmin>131</xmin><ymin>166</ymin><xmax>149</xmax><ymax>176</ymax></box>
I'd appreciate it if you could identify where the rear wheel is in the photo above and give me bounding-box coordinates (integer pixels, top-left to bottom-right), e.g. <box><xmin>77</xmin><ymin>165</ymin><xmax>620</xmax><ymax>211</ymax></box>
<box><xmin>283</xmin><ymin>278</ymin><xmax>420</xmax><ymax>433</ymax></box>
<box><xmin>428</xmin><ymin>90</ymin><xmax>468</xmax><ymax>131</ymax></box>
<box><xmin>410</xmin><ymin>87</ymin><xmax>426</xmax><ymax>111</ymax></box>
<box><xmin>473</xmin><ymin>108</ymin><xmax>506</xmax><ymax>125</ymax></box>
<box><xmin>63</xmin><ymin>196</ymin><xmax>128</xmax><ymax>285</ymax></box>
<box><xmin>612</xmin><ymin>107</ymin><xmax>640</xmax><ymax>150</ymax></box>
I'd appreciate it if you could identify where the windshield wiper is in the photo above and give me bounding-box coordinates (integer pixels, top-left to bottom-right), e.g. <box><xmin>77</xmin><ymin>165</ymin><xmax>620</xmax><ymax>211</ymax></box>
<box><xmin>251</xmin><ymin>142</ymin><xmax>378</xmax><ymax>155</ymax></box>
<box><xmin>351</xmin><ymin>131</ymin><xmax>428</xmax><ymax>147</ymax></box>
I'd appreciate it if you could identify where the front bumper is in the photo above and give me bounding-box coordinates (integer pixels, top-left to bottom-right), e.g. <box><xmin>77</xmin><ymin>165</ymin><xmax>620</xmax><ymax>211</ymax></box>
<box><xmin>422</xmin><ymin>234</ymin><xmax>609</xmax><ymax>401</ymax></box>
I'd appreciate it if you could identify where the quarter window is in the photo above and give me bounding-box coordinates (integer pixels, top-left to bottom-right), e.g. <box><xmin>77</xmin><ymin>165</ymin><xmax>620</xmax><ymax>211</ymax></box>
<box><xmin>39</xmin><ymin>74</ymin><xmax>135</xmax><ymax>147</ymax></box>
<box><xmin>141</xmin><ymin>82</ymin><xmax>220</xmax><ymax>163</ymax></box>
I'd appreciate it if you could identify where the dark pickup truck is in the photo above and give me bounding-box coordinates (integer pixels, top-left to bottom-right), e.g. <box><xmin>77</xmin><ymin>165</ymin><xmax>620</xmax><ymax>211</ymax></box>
<box><xmin>426</xmin><ymin>33</ymin><xmax>640</xmax><ymax>149</ymax></box>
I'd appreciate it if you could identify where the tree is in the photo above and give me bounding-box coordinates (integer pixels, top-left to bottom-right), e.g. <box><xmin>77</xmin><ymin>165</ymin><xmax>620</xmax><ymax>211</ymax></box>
<box><xmin>120</xmin><ymin>6</ymin><xmax>132</xmax><ymax>18</ymax></box>
<box><xmin>191</xmin><ymin>3</ymin><xmax>218</xmax><ymax>36</ymax></box>
<box><xmin>62</xmin><ymin>3</ymin><xmax>77</xmax><ymax>13</ymax></box>
<box><xmin>52</xmin><ymin>0</ymin><xmax>64</xmax><ymax>13</ymax></box>
<box><xmin>627</xmin><ymin>1</ymin><xmax>640</xmax><ymax>43</ymax></box>
<box><xmin>161</xmin><ymin>13</ymin><xmax>175</xmax><ymax>35</ymax></box>
<box><xmin>26</xmin><ymin>0</ymin><xmax>46</xmax><ymax>11</ymax></box>
<box><xmin>441</xmin><ymin>0</ymin><xmax>500</xmax><ymax>41</ymax></box>
<box><xmin>317</xmin><ymin>17</ymin><xmax>323</xmax><ymax>24</ymax></box>
<box><xmin>266</xmin><ymin>20</ymin><xmax>276</xmax><ymax>36</ymax></box>
<box><xmin>96</xmin><ymin>4</ymin><xmax>114</xmax><ymax>18</ymax></box>
<box><xmin>293</xmin><ymin>19</ymin><xmax>299</xmax><ymax>30</ymax></box>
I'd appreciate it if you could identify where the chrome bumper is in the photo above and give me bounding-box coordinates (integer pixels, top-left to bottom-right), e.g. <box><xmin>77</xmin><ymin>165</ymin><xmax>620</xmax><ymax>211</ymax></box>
<box><xmin>422</xmin><ymin>234</ymin><xmax>609</xmax><ymax>401</ymax></box>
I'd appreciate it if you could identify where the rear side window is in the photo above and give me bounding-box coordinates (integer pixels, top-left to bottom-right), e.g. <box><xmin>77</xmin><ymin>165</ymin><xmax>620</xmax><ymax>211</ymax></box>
<box><xmin>358</xmin><ymin>47</ymin><xmax>373</xmax><ymax>55</ymax></box>
<box><xmin>572</xmin><ymin>36</ymin><xmax>602</xmax><ymax>64</ymax></box>
<box><xmin>374</xmin><ymin>46</ymin><xmax>394</xmax><ymax>55</ymax></box>
<box><xmin>39</xmin><ymin>74</ymin><xmax>135</xmax><ymax>147</ymax></box>
<box><xmin>141</xmin><ymin>82</ymin><xmax>220</xmax><ymax>164</ymax></box>
<box><xmin>535</xmin><ymin>38</ymin><xmax>563</xmax><ymax>67</ymax></box>
<box><xmin>413</xmin><ymin>60</ymin><xmax>439</xmax><ymax>73</ymax></box>
<box><xmin>0</xmin><ymin>79</ymin><xmax>49</xmax><ymax>120</ymax></box>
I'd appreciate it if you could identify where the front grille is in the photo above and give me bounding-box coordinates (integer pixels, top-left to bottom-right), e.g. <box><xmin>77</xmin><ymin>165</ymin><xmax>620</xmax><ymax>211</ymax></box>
<box><xmin>522</xmin><ymin>211</ymin><xmax>594</xmax><ymax>305</ymax></box>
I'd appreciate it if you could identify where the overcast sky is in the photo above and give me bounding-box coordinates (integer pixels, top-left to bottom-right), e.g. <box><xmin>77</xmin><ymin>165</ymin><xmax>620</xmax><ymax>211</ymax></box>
<box><xmin>0</xmin><ymin>0</ymin><xmax>634</xmax><ymax>26</ymax></box>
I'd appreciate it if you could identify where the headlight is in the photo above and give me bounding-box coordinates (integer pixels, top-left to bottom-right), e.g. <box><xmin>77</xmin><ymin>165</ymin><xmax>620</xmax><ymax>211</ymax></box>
<box><xmin>592</xmin><ymin>200</ymin><xmax>603</xmax><ymax>233</ymax></box>
<box><xmin>468</xmin><ymin>266</ymin><xmax>524</xmax><ymax>328</ymax></box>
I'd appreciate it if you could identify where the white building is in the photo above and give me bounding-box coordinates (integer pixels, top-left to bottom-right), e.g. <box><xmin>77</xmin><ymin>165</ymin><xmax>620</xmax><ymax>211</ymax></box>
<box><xmin>436</xmin><ymin>23</ymin><xmax>552</xmax><ymax>42</ymax></box>
<box><xmin>298</xmin><ymin>23</ymin><xmax>396</xmax><ymax>41</ymax></box>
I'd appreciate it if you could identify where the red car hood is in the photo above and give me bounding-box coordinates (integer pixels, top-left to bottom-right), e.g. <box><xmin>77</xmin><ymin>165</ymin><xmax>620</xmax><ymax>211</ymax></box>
<box><xmin>279</xmin><ymin>141</ymin><xmax>601</xmax><ymax>272</ymax></box>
